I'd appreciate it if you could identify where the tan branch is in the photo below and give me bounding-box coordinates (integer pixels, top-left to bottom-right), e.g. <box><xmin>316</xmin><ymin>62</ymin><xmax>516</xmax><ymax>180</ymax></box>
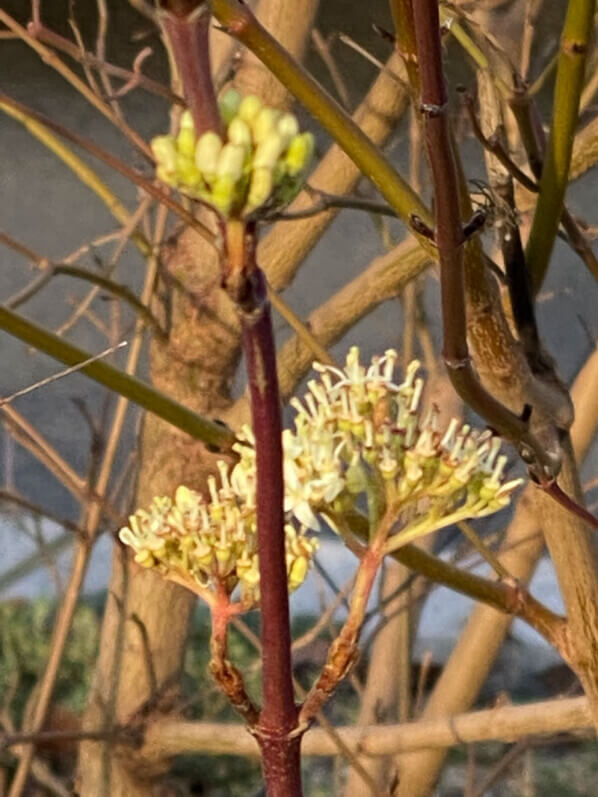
<box><xmin>140</xmin><ymin>695</ymin><xmax>592</xmax><ymax>759</ymax></box>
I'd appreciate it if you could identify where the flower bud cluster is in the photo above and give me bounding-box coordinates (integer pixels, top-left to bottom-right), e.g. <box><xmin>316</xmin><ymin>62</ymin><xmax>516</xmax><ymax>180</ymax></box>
<box><xmin>119</xmin><ymin>467</ymin><xmax>318</xmax><ymax>608</ymax></box>
<box><xmin>276</xmin><ymin>347</ymin><xmax>524</xmax><ymax>545</ymax></box>
<box><xmin>151</xmin><ymin>90</ymin><xmax>315</xmax><ymax>218</ymax></box>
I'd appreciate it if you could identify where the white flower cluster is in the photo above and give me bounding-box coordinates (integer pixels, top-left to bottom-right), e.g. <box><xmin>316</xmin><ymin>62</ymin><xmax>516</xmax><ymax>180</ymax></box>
<box><xmin>151</xmin><ymin>90</ymin><xmax>314</xmax><ymax>217</ymax></box>
<box><xmin>119</xmin><ymin>468</ymin><xmax>318</xmax><ymax>608</ymax></box>
<box><xmin>264</xmin><ymin>347</ymin><xmax>523</xmax><ymax>549</ymax></box>
<box><xmin>119</xmin><ymin>348</ymin><xmax>523</xmax><ymax>602</ymax></box>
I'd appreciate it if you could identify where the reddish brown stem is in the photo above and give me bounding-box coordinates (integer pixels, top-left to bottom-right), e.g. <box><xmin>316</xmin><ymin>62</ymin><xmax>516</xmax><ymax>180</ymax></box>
<box><xmin>159</xmin><ymin>3</ymin><xmax>223</xmax><ymax>135</ymax></box>
<box><xmin>411</xmin><ymin>0</ymin><xmax>560</xmax><ymax>482</ymax></box>
<box><xmin>227</xmin><ymin>223</ymin><xmax>302</xmax><ymax>795</ymax></box>
<box><xmin>209</xmin><ymin>592</ymin><xmax>260</xmax><ymax>725</ymax></box>
<box><xmin>300</xmin><ymin>546</ymin><xmax>383</xmax><ymax>724</ymax></box>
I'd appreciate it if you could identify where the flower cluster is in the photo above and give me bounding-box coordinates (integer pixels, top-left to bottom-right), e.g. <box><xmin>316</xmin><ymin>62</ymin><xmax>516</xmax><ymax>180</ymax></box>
<box><xmin>151</xmin><ymin>90</ymin><xmax>314</xmax><ymax>218</ymax></box>
<box><xmin>119</xmin><ymin>349</ymin><xmax>523</xmax><ymax>605</ymax></box>
<box><xmin>271</xmin><ymin>348</ymin><xmax>523</xmax><ymax>550</ymax></box>
<box><xmin>119</xmin><ymin>470</ymin><xmax>318</xmax><ymax>609</ymax></box>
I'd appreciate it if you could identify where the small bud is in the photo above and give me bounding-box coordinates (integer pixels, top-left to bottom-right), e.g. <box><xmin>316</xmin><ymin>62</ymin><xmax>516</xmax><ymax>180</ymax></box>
<box><xmin>253</xmin><ymin>131</ymin><xmax>285</xmax><ymax>169</ymax></box>
<box><xmin>210</xmin><ymin>174</ymin><xmax>236</xmax><ymax>215</ymax></box>
<box><xmin>245</xmin><ymin>167</ymin><xmax>273</xmax><ymax>212</ymax></box>
<box><xmin>228</xmin><ymin>117</ymin><xmax>252</xmax><ymax>148</ymax></box>
<box><xmin>180</xmin><ymin>109</ymin><xmax>195</xmax><ymax>131</ymax></box>
<box><xmin>177</xmin><ymin>128</ymin><xmax>196</xmax><ymax>159</ymax></box>
<box><xmin>195</xmin><ymin>131</ymin><xmax>223</xmax><ymax>179</ymax></box>
<box><xmin>277</xmin><ymin>113</ymin><xmax>299</xmax><ymax>146</ymax></box>
<box><xmin>151</xmin><ymin>135</ymin><xmax>177</xmax><ymax>173</ymax></box>
<box><xmin>175</xmin><ymin>152</ymin><xmax>201</xmax><ymax>187</ymax></box>
<box><xmin>285</xmin><ymin>132</ymin><xmax>315</xmax><ymax>176</ymax></box>
<box><xmin>216</xmin><ymin>143</ymin><xmax>245</xmax><ymax>180</ymax></box>
<box><xmin>219</xmin><ymin>89</ymin><xmax>242</xmax><ymax>124</ymax></box>
<box><xmin>238</xmin><ymin>94</ymin><xmax>262</xmax><ymax>124</ymax></box>
<box><xmin>252</xmin><ymin>107</ymin><xmax>281</xmax><ymax>143</ymax></box>
<box><xmin>288</xmin><ymin>555</ymin><xmax>309</xmax><ymax>591</ymax></box>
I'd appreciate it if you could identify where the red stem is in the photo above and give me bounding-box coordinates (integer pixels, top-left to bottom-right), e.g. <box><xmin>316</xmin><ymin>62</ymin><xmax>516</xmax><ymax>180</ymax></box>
<box><xmin>159</xmin><ymin>3</ymin><xmax>223</xmax><ymax>135</ymax></box>
<box><xmin>237</xmin><ymin>230</ymin><xmax>302</xmax><ymax>795</ymax></box>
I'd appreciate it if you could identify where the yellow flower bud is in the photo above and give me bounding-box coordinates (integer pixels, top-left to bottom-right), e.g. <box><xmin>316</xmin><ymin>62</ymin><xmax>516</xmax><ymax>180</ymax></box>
<box><xmin>180</xmin><ymin>109</ymin><xmax>195</xmax><ymax>131</ymax></box>
<box><xmin>177</xmin><ymin>128</ymin><xmax>196</xmax><ymax>159</ymax></box>
<box><xmin>228</xmin><ymin>117</ymin><xmax>252</xmax><ymax>148</ymax></box>
<box><xmin>288</xmin><ymin>555</ymin><xmax>309</xmax><ymax>590</ymax></box>
<box><xmin>216</xmin><ymin>143</ymin><xmax>245</xmax><ymax>180</ymax></box>
<box><xmin>151</xmin><ymin>135</ymin><xmax>177</xmax><ymax>173</ymax></box>
<box><xmin>253</xmin><ymin>131</ymin><xmax>284</xmax><ymax>170</ymax></box>
<box><xmin>219</xmin><ymin>89</ymin><xmax>242</xmax><ymax>124</ymax></box>
<box><xmin>252</xmin><ymin>107</ymin><xmax>281</xmax><ymax>143</ymax></box>
<box><xmin>210</xmin><ymin>174</ymin><xmax>236</xmax><ymax>215</ymax></box>
<box><xmin>195</xmin><ymin>131</ymin><xmax>223</xmax><ymax>180</ymax></box>
<box><xmin>285</xmin><ymin>132</ymin><xmax>315</xmax><ymax>176</ymax></box>
<box><xmin>238</xmin><ymin>94</ymin><xmax>262</xmax><ymax>124</ymax></box>
<box><xmin>277</xmin><ymin>113</ymin><xmax>299</xmax><ymax>146</ymax></box>
<box><xmin>245</xmin><ymin>167</ymin><xmax>273</xmax><ymax>213</ymax></box>
<box><xmin>175</xmin><ymin>152</ymin><xmax>201</xmax><ymax>187</ymax></box>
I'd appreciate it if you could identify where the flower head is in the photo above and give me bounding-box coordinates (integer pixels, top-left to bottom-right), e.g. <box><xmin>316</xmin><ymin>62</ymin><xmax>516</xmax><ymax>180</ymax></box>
<box><xmin>151</xmin><ymin>92</ymin><xmax>314</xmax><ymax>219</ymax></box>
<box><xmin>120</xmin><ymin>350</ymin><xmax>523</xmax><ymax>604</ymax></box>
<box><xmin>119</xmin><ymin>467</ymin><xmax>318</xmax><ymax>610</ymax></box>
<box><xmin>283</xmin><ymin>348</ymin><xmax>523</xmax><ymax>544</ymax></box>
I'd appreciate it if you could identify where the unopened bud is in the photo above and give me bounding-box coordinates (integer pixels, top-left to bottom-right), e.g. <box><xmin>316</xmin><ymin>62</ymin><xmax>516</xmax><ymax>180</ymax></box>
<box><xmin>253</xmin><ymin>131</ymin><xmax>285</xmax><ymax>169</ymax></box>
<box><xmin>175</xmin><ymin>152</ymin><xmax>201</xmax><ymax>187</ymax></box>
<box><xmin>195</xmin><ymin>131</ymin><xmax>223</xmax><ymax>179</ymax></box>
<box><xmin>277</xmin><ymin>113</ymin><xmax>299</xmax><ymax>145</ymax></box>
<box><xmin>288</xmin><ymin>555</ymin><xmax>309</xmax><ymax>590</ymax></box>
<box><xmin>210</xmin><ymin>174</ymin><xmax>236</xmax><ymax>215</ymax></box>
<box><xmin>245</xmin><ymin>167</ymin><xmax>273</xmax><ymax>212</ymax></box>
<box><xmin>219</xmin><ymin>89</ymin><xmax>242</xmax><ymax>124</ymax></box>
<box><xmin>238</xmin><ymin>94</ymin><xmax>262</xmax><ymax>124</ymax></box>
<box><xmin>228</xmin><ymin>117</ymin><xmax>252</xmax><ymax>148</ymax></box>
<box><xmin>252</xmin><ymin>107</ymin><xmax>281</xmax><ymax>143</ymax></box>
<box><xmin>286</xmin><ymin>132</ymin><xmax>315</xmax><ymax>176</ymax></box>
<box><xmin>151</xmin><ymin>135</ymin><xmax>177</xmax><ymax>173</ymax></box>
<box><xmin>216</xmin><ymin>143</ymin><xmax>245</xmax><ymax>180</ymax></box>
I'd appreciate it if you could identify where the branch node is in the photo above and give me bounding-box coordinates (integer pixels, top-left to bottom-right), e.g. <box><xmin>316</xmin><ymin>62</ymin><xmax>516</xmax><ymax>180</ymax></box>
<box><xmin>420</xmin><ymin>101</ymin><xmax>447</xmax><ymax>117</ymax></box>
<box><xmin>409</xmin><ymin>213</ymin><xmax>436</xmax><ymax>241</ymax></box>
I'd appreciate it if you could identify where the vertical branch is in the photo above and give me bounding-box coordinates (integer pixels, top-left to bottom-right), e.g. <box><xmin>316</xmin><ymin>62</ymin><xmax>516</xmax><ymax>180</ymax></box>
<box><xmin>225</xmin><ymin>221</ymin><xmax>303</xmax><ymax>795</ymax></box>
<box><xmin>525</xmin><ymin>0</ymin><xmax>596</xmax><ymax>290</ymax></box>
<box><xmin>389</xmin><ymin>0</ymin><xmax>419</xmax><ymax>93</ymax></box>
<box><xmin>159</xmin><ymin>2</ymin><xmax>223</xmax><ymax>135</ymax></box>
<box><xmin>410</xmin><ymin>1</ymin><xmax>552</xmax><ymax>474</ymax></box>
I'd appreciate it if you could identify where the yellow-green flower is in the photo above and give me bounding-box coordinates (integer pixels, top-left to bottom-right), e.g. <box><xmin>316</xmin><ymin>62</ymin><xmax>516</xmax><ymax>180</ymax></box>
<box><xmin>150</xmin><ymin>90</ymin><xmax>314</xmax><ymax>218</ymax></box>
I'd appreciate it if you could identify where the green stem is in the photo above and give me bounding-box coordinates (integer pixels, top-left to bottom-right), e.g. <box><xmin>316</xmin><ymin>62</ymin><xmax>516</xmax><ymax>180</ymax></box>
<box><xmin>210</xmin><ymin>0</ymin><xmax>433</xmax><ymax>233</ymax></box>
<box><xmin>0</xmin><ymin>305</ymin><xmax>235</xmax><ymax>452</ymax></box>
<box><xmin>389</xmin><ymin>0</ymin><xmax>420</xmax><ymax>92</ymax></box>
<box><xmin>525</xmin><ymin>0</ymin><xmax>596</xmax><ymax>290</ymax></box>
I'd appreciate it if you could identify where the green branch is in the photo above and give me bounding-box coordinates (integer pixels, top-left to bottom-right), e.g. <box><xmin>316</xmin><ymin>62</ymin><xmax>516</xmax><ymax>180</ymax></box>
<box><xmin>210</xmin><ymin>0</ymin><xmax>433</xmax><ymax>235</ymax></box>
<box><xmin>525</xmin><ymin>0</ymin><xmax>596</xmax><ymax>290</ymax></box>
<box><xmin>0</xmin><ymin>305</ymin><xmax>235</xmax><ymax>452</ymax></box>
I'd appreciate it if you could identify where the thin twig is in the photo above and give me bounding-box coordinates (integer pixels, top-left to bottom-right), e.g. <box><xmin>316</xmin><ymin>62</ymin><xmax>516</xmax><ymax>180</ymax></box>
<box><xmin>0</xmin><ymin>8</ymin><xmax>152</xmax><ymax>159</ymax></box>
<box><xmin>0</xmin><ymin>342</ymin><xmax>127</xmax><ymax>407</ymax></box>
